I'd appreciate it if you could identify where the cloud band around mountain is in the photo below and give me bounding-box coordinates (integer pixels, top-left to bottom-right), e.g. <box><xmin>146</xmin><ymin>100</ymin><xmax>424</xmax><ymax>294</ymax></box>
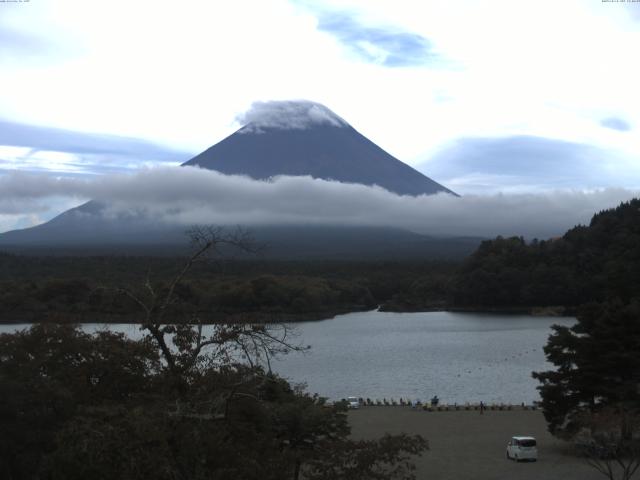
<box><xmin>0</xmin><ymin>167</ymin><xmax>637</xmax><ymax>239</ymax></box>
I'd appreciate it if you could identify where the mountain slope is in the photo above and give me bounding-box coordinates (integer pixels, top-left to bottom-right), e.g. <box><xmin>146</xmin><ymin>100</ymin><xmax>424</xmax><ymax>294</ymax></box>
<box><xmin>183</xmin><ymin>123</ymin><xmax>455</xmax><ymax>196</ymax></box>
<box><xmin>0</xmin><ymin>209</ymin><xmax>481</xmax><ymax>259</ymax></box>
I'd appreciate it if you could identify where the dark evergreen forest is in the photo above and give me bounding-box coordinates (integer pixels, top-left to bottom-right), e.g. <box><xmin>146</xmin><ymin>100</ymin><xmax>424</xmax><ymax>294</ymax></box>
<box><xmin>2</xmin><ymin>199</ymin><xmax>640</xmax><ymax>322</ymax></box>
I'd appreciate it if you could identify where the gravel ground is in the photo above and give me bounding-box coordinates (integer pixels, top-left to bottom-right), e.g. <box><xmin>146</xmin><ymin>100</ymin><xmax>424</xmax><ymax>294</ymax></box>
<box><xmin>348</xmin><ymin>407</ymin><xmax>605</xmax><ymax>480</ymax></box>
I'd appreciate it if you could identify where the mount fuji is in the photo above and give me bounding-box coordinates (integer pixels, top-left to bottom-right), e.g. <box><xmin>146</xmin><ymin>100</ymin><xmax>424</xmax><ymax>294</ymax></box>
<box><xmin>0</xmin><ymin>101</ymin><xmax>474</xmax><ymax>258</ymax></box>
<box><xmin>184</xmin><ymin>101</ymin><xmax>455</xmax><ymax>197</ymax></box>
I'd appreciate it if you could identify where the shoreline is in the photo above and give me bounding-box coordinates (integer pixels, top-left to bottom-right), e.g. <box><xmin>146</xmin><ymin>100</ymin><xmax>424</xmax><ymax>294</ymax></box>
<box><xmin>379</xmin><ymin>304</ymin><xmax>575</xmax><ymax>317</ymax></box>
<box><xmin>0</xmin><ymin>308</ymin><xmax>368</xmax><ymax>326</ymax></box>
<box><xmin>0</xmin><ymin>304</ymin><xmax>576</xmax><ymax>325</ymax></box>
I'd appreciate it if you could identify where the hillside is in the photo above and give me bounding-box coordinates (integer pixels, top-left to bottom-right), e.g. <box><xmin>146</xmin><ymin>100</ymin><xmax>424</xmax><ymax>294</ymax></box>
<box><xmin>449</xmin><ymin>198</ymin><xmax>640</xmax><ymax>308</ymax></box>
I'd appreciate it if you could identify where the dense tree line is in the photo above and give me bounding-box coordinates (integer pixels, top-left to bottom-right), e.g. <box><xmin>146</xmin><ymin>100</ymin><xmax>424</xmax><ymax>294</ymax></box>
<box><xmin>3</xmin><ymin>199</ymin><xmax>640</xmax><ymax>320</ymax></box>
<box><xmin>0</xmin><ymin>275</ymin><xmax>377</xmax><ymax>323</ymax></box>
<box><xmin>0</xmin><ymin>256</ymin><xmax>456</xmax><ymax>323</ymax></box>
<box><xmin>526</xmin><ymin>200</ymin><xmax>640</xmax><ymax>477</ymax></box>
<box><xmin>451</xmin><ymin>199</ymin><xmax>640</xmax><ymax>309</ymax></box>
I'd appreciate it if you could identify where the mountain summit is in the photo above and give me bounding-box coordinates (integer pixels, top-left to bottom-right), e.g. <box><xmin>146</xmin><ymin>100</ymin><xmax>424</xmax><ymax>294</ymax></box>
<box><xmin>183</xmin><ymin>101</ymin><xmax>455</xmax><ymax>197</ymax></box>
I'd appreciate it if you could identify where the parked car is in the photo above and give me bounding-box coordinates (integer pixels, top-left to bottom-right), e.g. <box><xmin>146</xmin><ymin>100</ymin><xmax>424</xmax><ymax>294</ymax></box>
<box><xmin>346</xmin><ymin>397</ymin><xmax>360</xmax><ymax>409</ymax></box>
<box><xmin>506</xmin><ymin>436</ymin><xmax>537</xmax><ymax>462</ymax></box>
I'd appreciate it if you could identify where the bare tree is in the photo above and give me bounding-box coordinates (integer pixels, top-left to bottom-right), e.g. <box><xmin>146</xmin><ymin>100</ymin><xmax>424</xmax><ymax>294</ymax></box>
<box><xmin>118</xmin><ymin>226</ymin><xmax>306</xmax><ymax>380</ymax></box>
<box><xmin>577</xmin><ymin>407</ymin><xmax>640</xmax><ymax>480</ymax></box>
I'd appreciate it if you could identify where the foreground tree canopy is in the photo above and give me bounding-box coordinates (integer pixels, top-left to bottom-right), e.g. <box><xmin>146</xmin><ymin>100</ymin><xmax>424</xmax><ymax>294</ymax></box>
<box><xmin>533</xmin><ymin>300</ymin><xmax>640</xmax><ymax>439</ymax></box>
<box><xmin>0</xmin><ymin>228</ymin><xmax>426</xmax><ymax>480</ymax></box>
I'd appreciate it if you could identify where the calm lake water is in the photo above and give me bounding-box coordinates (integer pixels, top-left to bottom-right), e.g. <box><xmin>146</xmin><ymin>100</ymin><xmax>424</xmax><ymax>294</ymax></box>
<box><xmin>1</xmin><ymin>310</ymin><xmax>575</xmax><ymax>404</ymax></box>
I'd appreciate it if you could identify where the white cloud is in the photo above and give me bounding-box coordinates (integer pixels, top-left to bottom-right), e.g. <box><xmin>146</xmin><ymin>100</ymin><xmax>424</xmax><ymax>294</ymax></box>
<box><xmin>0</xmin><ymin>167</ymin><xmax>636</xmax><ymax>239</ymax></box>
<box><xmin>236</xmin><ymin>100</ymin><xmax>348</xmax><ymax>132</ymax></box>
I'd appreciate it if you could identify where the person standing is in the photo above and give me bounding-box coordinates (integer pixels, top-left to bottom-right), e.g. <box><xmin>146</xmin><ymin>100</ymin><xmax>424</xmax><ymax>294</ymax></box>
<box><xmin>480</xmin><ymin>401</ymin><xmax>485</xmax><ymax>415</ymax></box>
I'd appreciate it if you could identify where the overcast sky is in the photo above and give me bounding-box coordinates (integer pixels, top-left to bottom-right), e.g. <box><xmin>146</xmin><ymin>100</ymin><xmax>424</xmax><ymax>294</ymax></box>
<box><xmin>1</xmin><ymin>0</ymin><xmax>639</xmax><ymax>235</ymax></box>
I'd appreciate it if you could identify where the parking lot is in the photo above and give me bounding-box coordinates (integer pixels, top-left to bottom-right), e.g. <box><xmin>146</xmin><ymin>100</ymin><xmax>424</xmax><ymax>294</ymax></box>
<box><xmin>349</xmin><ymin>407</ymin><xmax>605</xmax><ymax>480</ymax></box>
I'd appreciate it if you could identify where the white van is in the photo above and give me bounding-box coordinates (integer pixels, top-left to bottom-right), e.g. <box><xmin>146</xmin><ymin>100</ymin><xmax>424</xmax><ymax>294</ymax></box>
<box><xmin>506</xmin><ymin>436</ymin><xmax>537</xmax><ymax>462</ymax></box>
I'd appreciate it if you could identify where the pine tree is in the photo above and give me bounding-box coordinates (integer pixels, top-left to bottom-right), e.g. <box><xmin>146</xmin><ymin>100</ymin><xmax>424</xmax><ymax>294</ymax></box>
<box><xmin>533</xmin><ymin>299</ymin><xmax>640</xmax><ymax>439</ymax></box>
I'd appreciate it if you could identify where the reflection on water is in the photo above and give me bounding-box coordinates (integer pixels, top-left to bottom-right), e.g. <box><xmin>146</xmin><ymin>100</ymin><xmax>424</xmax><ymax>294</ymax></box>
<box><xmin>0</xmin><ymin>310</ymin><xmax>574</xmax><ymax>404</ymax></box>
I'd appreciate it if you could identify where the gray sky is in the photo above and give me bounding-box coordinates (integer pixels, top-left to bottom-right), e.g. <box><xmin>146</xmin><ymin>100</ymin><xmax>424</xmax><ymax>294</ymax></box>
<box><xmin>1</xmin><ymin>0</ymin><xmax>639</xmax><ymax>234</ymax></box>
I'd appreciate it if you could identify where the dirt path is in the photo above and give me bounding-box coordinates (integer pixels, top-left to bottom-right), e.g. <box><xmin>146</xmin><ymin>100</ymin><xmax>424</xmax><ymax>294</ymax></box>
<box><xmin>348</xmin><ymin>407</ymin><xmax>604</xmax><ymax>480</ymax></box>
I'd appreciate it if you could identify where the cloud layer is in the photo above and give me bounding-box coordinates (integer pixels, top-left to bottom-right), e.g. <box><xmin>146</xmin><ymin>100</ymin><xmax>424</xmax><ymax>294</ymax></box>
<box><xmin>421</xmin><ymin>135</ymin><xmax>640</xmax><ymax>194</ymax></box>
<box><xmin>236</xmin><ymin>100</ymin><xmax>348</xmax><ymax>133</ymax></box>
<box><xmin>0</xmin><ymin>119</ymin><xmax>192</xmax><ymax>175</ymax></box>
<box><xmin>0</xmin><ymin>167</ymin><xmax>636</xmax><ymax>239</ymax></box>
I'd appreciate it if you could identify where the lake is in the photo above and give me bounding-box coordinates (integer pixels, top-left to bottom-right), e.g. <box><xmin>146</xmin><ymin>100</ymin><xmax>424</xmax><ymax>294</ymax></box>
<box><xmin>0</xmin><ymin>310</ymin><xmax>574</xmax><ymax>404</ymax></box>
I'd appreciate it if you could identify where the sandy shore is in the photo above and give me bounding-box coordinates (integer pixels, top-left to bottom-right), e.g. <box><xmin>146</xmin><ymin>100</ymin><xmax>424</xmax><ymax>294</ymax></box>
<box><xmin>348</xmin><ymin>407</ymin><xmax>603</xmax><ymax>480</ymax></box>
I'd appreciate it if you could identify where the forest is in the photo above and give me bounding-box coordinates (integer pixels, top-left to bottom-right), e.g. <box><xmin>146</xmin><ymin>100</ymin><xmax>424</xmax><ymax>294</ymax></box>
<box><xmin>451</xmin><ymin>198</ymin><xmax>640</xmax><ymax>309</ymax></box>
<box><xmin>2</xmin><ymin>199</ymin><xmax>640</xmax><ymax>322</ymax></box>
<box><xmin>0</xmin><ymin>255</ymin><xmax>456</xmax><ymax>323</ymax></box>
